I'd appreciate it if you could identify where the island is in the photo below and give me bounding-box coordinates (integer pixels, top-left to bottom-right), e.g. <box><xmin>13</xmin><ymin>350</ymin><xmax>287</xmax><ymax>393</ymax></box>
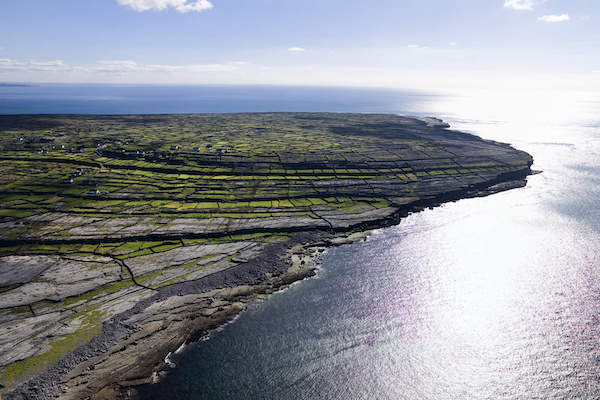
<box><xmin>0</xmin><ymin>113</ymin><xmax>533</xmax><ymax>400</ymax></box>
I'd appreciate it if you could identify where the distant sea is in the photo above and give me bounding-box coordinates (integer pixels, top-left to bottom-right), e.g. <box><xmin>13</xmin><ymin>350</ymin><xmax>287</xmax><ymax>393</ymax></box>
<box><xmin>0</xmin><ymin>84</ymin><xmax>436</xmax><ymax>115</ymax></box>
<box><xmin>3</xmin><ymin>83</ymin><xmax>600</xmax><ymax>399</ymax></box>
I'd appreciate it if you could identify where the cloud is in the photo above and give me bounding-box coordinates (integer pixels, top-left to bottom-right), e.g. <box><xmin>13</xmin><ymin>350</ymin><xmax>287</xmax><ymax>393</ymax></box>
<box><xmin>407</xmin><ymin>44</ymin><xmax>420</xmax><ymax>48</ymax></box>
<box><xmin>0</xmin><ymin>58</ymin><xmax>73</xmax><ymax>72</ymax></box>
<box><xmin>95</xmin><ymin>60</ymin><xmax>236</xmax><ymax>73</ymax></box>
<box><xmin>0</xmin><ymin>58</ymin><xmax>239</xmax><ymax>76</ymax></box>
<box><xmin>504</xmin><ymin>0</ymin><xmax>534</xmax><ymax>11</ymax></box>
<box><xmin>288</xmin><ymin>47</ymin><xmax>306</xmax><ymax>52</ymax></box>
<box><xmin>116</xmin><ymin>0</ymin><xmax>213</xmax><ymax>13</ymax></box>
<box><xmin>538</xmin><ymin>14</ymin><xmax>569</xmax><ymax>22</ymax></box>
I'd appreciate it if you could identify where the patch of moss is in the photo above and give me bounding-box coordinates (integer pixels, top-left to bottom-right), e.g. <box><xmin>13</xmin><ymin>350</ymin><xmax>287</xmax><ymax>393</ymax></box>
<box><xmin>0</xmin><ymin>306</ymin><xmax>105</xmax><ymax>390</ymax></box>
<box><xmin>63</xmin><ymin>280</ymin><xmax>135</xmax><ymax>307</ymax></box>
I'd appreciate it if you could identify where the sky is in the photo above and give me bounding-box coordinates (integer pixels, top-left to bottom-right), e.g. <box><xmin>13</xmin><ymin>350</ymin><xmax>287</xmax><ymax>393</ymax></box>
<box><xmin>1</xmin><ymin>0</ymin><xmax>599</xmax><ymax>90</ymax></box>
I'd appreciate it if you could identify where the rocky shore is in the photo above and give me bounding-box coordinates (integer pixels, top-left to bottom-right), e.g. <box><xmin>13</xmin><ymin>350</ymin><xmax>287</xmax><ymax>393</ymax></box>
<box><xmin>5</xmin><ymin>171</ymin><xmax>532</xmax><ymax>400</ymax></box>
<box><xmin>0</xmin><ymin>113</ymin><xmax>533</xmax><ymax>399</ymax></box>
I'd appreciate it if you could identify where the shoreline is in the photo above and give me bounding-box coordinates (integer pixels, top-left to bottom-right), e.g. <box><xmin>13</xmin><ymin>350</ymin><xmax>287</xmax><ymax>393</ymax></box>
<box><xmin>0</xmin><ymin>113</ymin><xmax>535</xmax><ymax>400</ymax></box>
<box><xmin>5</xmin><ymin>165</ymin><xmax>533</xmax><ymax>400</ymax></box>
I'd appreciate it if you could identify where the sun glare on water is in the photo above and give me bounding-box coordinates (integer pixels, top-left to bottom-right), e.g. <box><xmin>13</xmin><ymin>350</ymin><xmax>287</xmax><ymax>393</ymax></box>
<box><xmin>370</xmin><ymin>86</ymin><xmax>600</xmax><ymax>398</ymax></box>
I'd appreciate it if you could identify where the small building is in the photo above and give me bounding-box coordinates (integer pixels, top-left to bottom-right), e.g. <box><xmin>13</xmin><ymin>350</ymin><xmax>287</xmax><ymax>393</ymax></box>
<box><xmin>170</xmin><ymin>145</ymin><xmax>179</xmax><ymax>151</ymax></box>
<box><xmin>206</xmin><ymin>144</ymin><xmax>213</xmax><ymax>150</ymax></box>
<box><xmin>193</xmin><ymin>147</ymin><xmax>201</xmax><ymax>152</ymax></box>
<box><xmin>62</xmin><ymin>178</ymin><xmax>74</xmax><ymax>184</ymax></box>
<box><xmin>88</xmin><ymin>189</ymin><xmax>100</xmax><ymax>195</ymax></box>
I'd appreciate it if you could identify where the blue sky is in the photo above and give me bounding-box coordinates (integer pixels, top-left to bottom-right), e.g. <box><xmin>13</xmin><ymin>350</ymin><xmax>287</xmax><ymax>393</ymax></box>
<box><xmin>1</xmin><ymin>0</ymin><xmax>599</xmax><ymax>90</ymax></box>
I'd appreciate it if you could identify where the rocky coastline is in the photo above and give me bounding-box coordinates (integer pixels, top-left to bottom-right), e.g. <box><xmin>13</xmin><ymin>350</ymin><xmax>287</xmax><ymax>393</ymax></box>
<box><xmin>6</xmin><ymin>166</ymin><xmax>532</xmax><ymax>400</ymax></box>
<box><xmin>0</xmin><ymin>113</ymin><xmax>534</xmax><ymax>399</ymax></box>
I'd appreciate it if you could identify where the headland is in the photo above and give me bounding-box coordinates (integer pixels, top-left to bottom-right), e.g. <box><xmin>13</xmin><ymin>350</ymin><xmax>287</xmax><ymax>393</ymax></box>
<box><xmin>0</xmin><ymin>113</ymin><xmax>533</xmax><ymax>399</ymax></box>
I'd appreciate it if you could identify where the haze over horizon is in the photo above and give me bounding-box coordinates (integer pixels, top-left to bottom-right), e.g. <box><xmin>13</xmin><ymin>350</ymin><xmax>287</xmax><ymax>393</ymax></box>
<box><xmin>1</xmin><ymin>0</ymin><xmax>600</xmax><ymax>91</ymax></box>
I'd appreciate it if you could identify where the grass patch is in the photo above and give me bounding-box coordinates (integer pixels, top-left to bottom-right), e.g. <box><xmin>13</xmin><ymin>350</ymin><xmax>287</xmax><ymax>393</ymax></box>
<box><xmin>0</xmin><ymin>306</ymin><xmax>105</xmax><ymax>390</ymax></box>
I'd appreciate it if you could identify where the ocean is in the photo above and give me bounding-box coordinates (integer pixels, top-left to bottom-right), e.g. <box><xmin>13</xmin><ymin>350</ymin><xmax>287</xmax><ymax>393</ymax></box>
<box><xmin>0</xmin><ymin>84</ymin><xmax>434</xmax><ymax>115</ymax></box>
<box><xmin>3</xmin><ymin>84</ymin><xmax>600</xmax><ymax>399</ymax></box>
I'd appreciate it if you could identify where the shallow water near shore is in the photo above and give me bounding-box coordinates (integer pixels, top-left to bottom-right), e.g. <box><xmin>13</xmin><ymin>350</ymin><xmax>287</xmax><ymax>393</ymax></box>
<box><xmin>5</xmin><ymin>84</ymin><xmax>600</xmax><ymax>399</ymax></box>
<box><xmin>132</xmin><ymin>87</ymin><xmax>600</xmax><ymax>399</ymax></box>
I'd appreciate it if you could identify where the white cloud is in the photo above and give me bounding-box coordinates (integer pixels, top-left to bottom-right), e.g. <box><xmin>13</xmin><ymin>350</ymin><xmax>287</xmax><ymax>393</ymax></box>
<box><xmin>0</xmin><ymin>56</ymin><xmax>251</xmax><ymax>83</ymax></box>
<box><xmin>0</xmin><ymin>58</ymin><xmax>73</xmax><ymax>72</ymax></box>
<box><xmin>504</xmin><ymin>0</ymin><xmax>534</xmax><ymax>11</ymax></box>
<box><xmin>288</xmin><ymin>47</ymin><xmax>306</xmax><ymax>52</ymax></box>
<box><xmin>116</xmin><ymin>0</ymin><xmax>213</xmax><ymax>13</ymax></box>
<box><xmin>0</xmin><ymin>58</ymin><xmax>238</xmax><ymax>77</ymax></box>
<box><xmin>95</xmin><ymin>60</ymin><xmax>236</xmax><ymax>73</ymax></box>
<box><xmin>449</xmin><ymin>42</ymin><xmax>457</xmax><ymax>47</ymax></box>
<box><xmin>407</xmin><ymin>44</ymin><xmax>430</xmax><ymax>50</ymax></box>
<box><xmin>538</xmin><ymin>14</ymin><xmax>569</xmax><ymax>23</ymax></box>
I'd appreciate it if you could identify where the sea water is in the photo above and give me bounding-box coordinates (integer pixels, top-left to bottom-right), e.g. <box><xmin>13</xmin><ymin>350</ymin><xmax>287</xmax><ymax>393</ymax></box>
<box><xmin>0</xmin><ymin>84</ymin><xmax>432</xmax><ymax>115</ymax></box>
